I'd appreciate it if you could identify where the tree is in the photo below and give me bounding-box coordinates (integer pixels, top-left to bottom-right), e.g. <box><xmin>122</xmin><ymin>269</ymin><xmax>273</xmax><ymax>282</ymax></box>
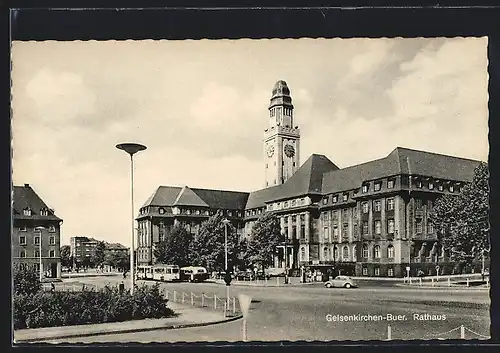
<box><xmin>190</xmin><ymin>211</ymin><xmax>241</xmax><ymax>272</ymax></box>
<box><xmin>60</xmin><ymin>245</ymin><xmax>71</xmax><ymax>268</ymax></box>
<box><xmin>153</xmin><ymin>224</ymin><xmax>193</xmax><ymax>266</ymax></box>
<box><xmin>92</xmin><ymin>241</ymin><xmax>106</xmax><ymax>268</ymax></box>
<box><xmin>14</xmin><ymin>265</ymin><xmax>41</xmax><ymax>296</ymax></box>
<box><xmin>105</xmin><ymin>251</ymin><xmax>130</xmax><ymax>272</ymax></box>
<box><xmin>429</xmin><ymin>162</ymin><xmax>489</xmax><ymax>269</ymax></box>
<box><xmin>246</xmin><ymin>212</ymin><xmax>283</xmax><ymax>270</ymax></box>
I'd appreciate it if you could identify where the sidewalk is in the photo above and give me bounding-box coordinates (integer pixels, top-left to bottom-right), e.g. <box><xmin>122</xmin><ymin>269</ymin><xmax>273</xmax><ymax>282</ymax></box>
<box><xmin>14</xmin><ymin>301</ymin><xmax>241</xmax><ymax>343</ymax></box>
<box><xmin>210</xmin><ymin>278</ymin><xmax>317</xmax><ymax>287</ymax></box>
<box><xmin>61</xmin><ymin>272</ymin><xmax>121</xmax><ymax>279</ymax></box>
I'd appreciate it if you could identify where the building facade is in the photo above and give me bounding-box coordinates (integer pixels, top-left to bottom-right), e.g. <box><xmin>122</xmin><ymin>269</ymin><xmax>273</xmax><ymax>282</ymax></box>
<box><xmin>136</xmin><ymin>80</ymin><xmax>483</xmax><ymax>277</ymax></box>
<box><xmin>70</xmin><ymin>236</ymin><xmax>99</xmax><ymax>264</ymax></box>
<box><xmin>12</xmin><ymin>184</ymin><xmax>63</xmax><ymax>278</ymax></box>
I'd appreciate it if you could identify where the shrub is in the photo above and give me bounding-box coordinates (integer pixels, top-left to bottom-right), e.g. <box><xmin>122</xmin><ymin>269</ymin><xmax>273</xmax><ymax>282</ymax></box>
<box><xmin>13</xmin><ymin>266</ymin><xmax>42</xmax><ymax>296</ymax></box>
<box><xmin>13</xmin><ymin>283</ymin><xmax>175</xmax><ymax>329</ymax></box>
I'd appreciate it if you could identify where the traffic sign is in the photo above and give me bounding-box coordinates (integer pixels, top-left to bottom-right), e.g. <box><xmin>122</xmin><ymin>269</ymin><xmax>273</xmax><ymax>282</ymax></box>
<box><xmin>238</xmin><ymin>294</ymin><xmax>252</xmax><ymax>318</ymax></box>
<box><xmin>406</xmin><ymin>266</ymin><xmax>410</xmax><ymax>272</ymax></box>
<box><xmin>435</xmin><ymin>265</ymin><xmax>440</xmax><ymax>270</ymax></box>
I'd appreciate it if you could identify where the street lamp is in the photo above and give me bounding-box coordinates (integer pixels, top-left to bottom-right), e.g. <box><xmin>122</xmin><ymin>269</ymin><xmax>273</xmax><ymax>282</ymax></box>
<box><xmin>116</xmin><ymin>142</ymin><xmax>147</xmax><ymax>295</ymax></box>
<box><xmin>222</xmin><ymin>218</ymin><xmax>231</xmax><ymax>309</ymax></box>
<box><xmin>34</xmin><ymin>226</ymin><xmax>46</xmax><ymax>281</ymax></box>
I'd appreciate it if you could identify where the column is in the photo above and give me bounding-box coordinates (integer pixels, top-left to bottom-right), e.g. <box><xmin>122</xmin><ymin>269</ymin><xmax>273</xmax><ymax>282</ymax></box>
<box><xmin>381</xmin><ymin>198</ymin><xmax>386</xmax><ymax>237</ymax></box>
<box><xmin>288</xmin><ymin>215</ymin><xmax>293</xmax><ymax>240</ymax></box>
<box><xmin>57</xmin><ymin>261</ymin><xmax>61</xmax><ymax>279</ymax></box>
<box><xmin>280</xmin><ymin>217</ymin><xmax>286</xmax><ymax>236</ymax></box>
<box><xmin>338</xmin><ymin>209</ymin><xmax>343</xmax><ymax>242</ymax></box>
<box><xmin>297</xmin><ymin>214</ymin><xmax>302</xmax><ymax>240</ymax></box>
<box><xmin>305</xmin><ymin>213</ymin><xmax>310</xmax><ymax>242</ymax></box>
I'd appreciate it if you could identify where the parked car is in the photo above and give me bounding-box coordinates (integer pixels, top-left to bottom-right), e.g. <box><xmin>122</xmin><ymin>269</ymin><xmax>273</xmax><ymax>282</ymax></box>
<box><xmin>235</xmin><ymin>271</ymin><xmax>253</xmax><ymax>281</ymax></box>
<box><xmin>265</xmin><ymin>267</ymin><xmax>286</xmax><ymax>277</ymax></box>
<box><xmin>324</xmin><ymin>276</ymin><xmax>358</xmax><ymax>289</ymax></box>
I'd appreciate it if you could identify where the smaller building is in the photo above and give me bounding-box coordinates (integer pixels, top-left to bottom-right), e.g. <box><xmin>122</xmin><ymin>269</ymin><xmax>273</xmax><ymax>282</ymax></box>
<box><xmin>12</xmin><ymin>184</ymin><xmax>63</xmax><ymax>278</ymax></box>
<box><xmin>70</xmin><ymin>236</ymin><xmax>99</xmax><ymax>264</ymax></box>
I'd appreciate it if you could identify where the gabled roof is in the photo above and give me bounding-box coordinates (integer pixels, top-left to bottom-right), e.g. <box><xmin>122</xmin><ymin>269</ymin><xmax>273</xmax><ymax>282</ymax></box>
<box><xmin>173</xmin><ymin>186</ymin><xmax>209</xmax><ymax>207</ymax></box>
<box><xmin>321</xmin><ymin>147</ymin><xmax>482</xmax><ymax>194</ymax></box>
<box><xmin>246</xmin><ymin>154</ymin><xmax>339</xmax><ymax>209</ymax></box>
<box><xmin>12</xmin><ymin>184</ymin><xmax>62</xmax><ymax>221</ymax></box>
<box><xmin>141</xmin><ymin>185</ymin><xmax>249</xmax><ymax>210</ymax></box>
<box><xmin>142</xmin><ymin>186</ymin><xmax>182</xmax><ymax>207</ymax></box>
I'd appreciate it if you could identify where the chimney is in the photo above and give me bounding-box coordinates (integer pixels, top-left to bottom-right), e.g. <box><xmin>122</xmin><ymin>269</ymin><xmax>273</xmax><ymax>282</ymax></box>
<box><xmin>24</xmin><ymin>183</ymin><xmax>30</xmax><ymax>188</ymax></box>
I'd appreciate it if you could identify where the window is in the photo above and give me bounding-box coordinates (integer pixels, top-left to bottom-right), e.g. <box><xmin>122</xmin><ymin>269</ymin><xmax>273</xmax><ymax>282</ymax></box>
<box><xmin>362</xmin><ymin>244</ymin><xmax>369</xmax><ymax>258</ymax></box>
<box><xmin>252</xmin><ymin>210</ymin><xmax>256</xmax><ymax>216</ymax></box>
<box><xmin>449</xmin><ymin>185</ymin><xmax>454</xmax><ymax>192</ymax></box>
<box><xmin>323</xmin><ymin>247</ymin><xmax>329</xmax><ymax>260</ymax></box>
<box><xmin>342</xmin><ymin>246</ymin><xmax>349</xmax><ymax>260</ymax></box>
<box><xmin>186</xmin><ymin>209</ymin><xmax>191</xmax><ymax>215</ymax></box>
<box><xmin>300</xmin><ymin>198</ymin><xmax>305</xmax><ymax>205</ymax></box>
<box><xmin>35</xmin><ymin>249</ymin><xmax>40</xmax><ymax>258</ymax></box>
<box><xmin>332</xmin><ymin>195</ymin><xmax>338</xmax><ymax>203</ymax></box>
<box><xmin>387</xmin><ymin>198</ymin><xmax>395</xmax><ymax>211</ymax></box>
<box><xmin>387</xmin><ymin>245</ymin><xmax>394</xmax><ymax>258</ymax></box>
<box><xmin>159</xmin><ymin>208</ymin><xmax>165</xmax><ymax>214</ymax></box>
<box><xmin>20</xmin><ymin>250</ymin><xmax>26</xmax><ymax>258</ymax></box>
<box><xmin>49</xmin><ymin>225</ymin><xmax>56</xmax><ymax>233</ymax></box>
<box><xmin>417</xmin><ymin>181</ymin><xmax>423</xmax><ymax>188</ymax></box>
<box><xmin>374</xmin><ymin>268</ymin><xmax>380</xmax><ymax>276</ymax></box>
<box><xmin>374</xmin><ymin>182</ymin><xmax>381</xmax><ymax>191</ymax></box>
<box><xmin>362</xmin><ymin>267</ymin><xmax>368</xmax><ymax>276</ymax></box>
<box><xmin>387</xmin><ymin>219</ymin><xmax>395</xmax><ymax>234</ymax></box>
<box><xmin>343</xmin><ymin>223</ymin><xmax>349</xmax><ymax>237</ymax></box>
<box><xmin>362</xmin><ymin>184</ymin><xmax>369</xmax><ymax>193</ymax></box>
<box><xmin>415</xmin><ymin>198</ymin><xmax>423</xmax><ymax>209</ymax></box>
<box><xmin>428</xmin><ymin>182</ymin><xmax>434</xmax><ymax>190</ymax></box>
<box><xmin>374</xmin><ymin>221</ymin><xmax>381</xmax><ymax>235</ymax></box>
<box><xmin>343</xmin><ymin>209</ymin><xmax>349</xmax><ymax>218</ymax></box>
<box><xmin>374</xmin><ymin>245</ymin><xmax>381</xmax><ymax>258</ymax></box>
<box><xmin>291</xmin><ymin>200</ymin><xmax>296</xmax><ymax>207</ymax></box>
<box><xmin>362</xmin><ymin>222</ymin><xmax>369</xmax><ymax>235</ymax></box>
<box><xmin>23</xmin><ymin>208</ymin><xmax>32</xmax><ymax>216</ymax></box>
<box><xmin>323</xmin><ymin>228</ymin><xmax>328</xmax><ymax>241</ymax></box>
<box><xmin>427</xmin><ymin>221</ymin><xmax>434</xmax><ymax>234</ymax></box>
<box><xmin>284</xmin><ymin>201</ymin><xmax>288</xmax><ymax>208</ymax></box>
<box><xmin>343</xmin><ymin>193</ymin><xmax>348</xmax><ymax>202</ymax></box>
<box><xmin>333</xmin><ymin>226</ymin><xmax>339</xmax><ymax>237</ymax></box>
<box><xmin>323</xmin><ymin>198</ymin><xmax>328</xmax><ymax>205</ymax></box>
<box><xmin>195</xmin><ymin>210</ymin><xmax>201</xmax><ymax>215</ymax></box>
<box><xmin>362</xmin><ymin>202</ymin><xmax>369</xmax><ymax>214</ymax></box>
<box><xmin>300</xmin><ymin>247</ymin><xmax>306</xmax><ymax>261</ymax></box>
<box><xmin>416</xmin><ymin>219</ymin><xmax>423</xmax><ymax>234</ymax></box>
<box><xmin>20</xmin><ymin>226</ymin><xmax>27</xmax><ymax>232</ymax></box>
<box><xmin>353</xmin><ymin>224</ymin><xmax>358</xmax><ymax>237</ymax></box>
<box><xmin>374</xmin><ymin>200</ymin><xmax>381</xmax><ymax>212</ymax></box>
<box><xmin>387</xmin><ymin>268</ymin><xmax>394</xmax><ymax>277</ymax></box>
<box><xmin>49</xmin><ymin>249</ymin><xmax>55</xmax><ymax>258</ymax></box>
<box><xmin>49</xmin><ymin>236</ymin><xmax>55</xmax><ymax>245</ymax></box>
<box><xmin>438</xmin><ymin>184</ymin><xmax>444</xmax><ymax>191</ymax></box>
<box><xmin>19</xmin><ymin>236</ymin><xmax>26</xmax><ymax>245</ymax></box>
<box><xmin>34</xmin><ymin>236</ymin><xmax>40</xmax><ymax>245</ymax></box>
<box><xmin>387</xmin><ymin>179</ymin><xmax>395</xmax><ymax>189</ymax></box>
<box><xmin>40</xmin><ymin>209</ymin><xmax>48</xmax><ymax>216</ymax></box>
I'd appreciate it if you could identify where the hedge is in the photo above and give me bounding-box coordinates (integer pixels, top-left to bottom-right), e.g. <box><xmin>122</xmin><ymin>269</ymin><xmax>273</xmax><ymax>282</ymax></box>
<box><xmin>14</xmin><ymin>283</ymin><xmax>176</xmax><ymax>329</ymax></box>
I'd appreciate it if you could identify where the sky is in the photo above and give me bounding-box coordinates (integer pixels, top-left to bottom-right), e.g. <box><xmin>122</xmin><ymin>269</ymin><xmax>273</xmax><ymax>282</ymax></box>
<box><xmin>11</xmin><ymin>38</ymin><xmax>489</xmax><ymax>247</ymax></box>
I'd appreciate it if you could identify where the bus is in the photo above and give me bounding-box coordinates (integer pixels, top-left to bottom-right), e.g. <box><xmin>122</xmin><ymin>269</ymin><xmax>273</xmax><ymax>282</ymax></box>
<box><xmin>152</xmin><ymin>264</ymin><xmax>180</xmax><ymax>282</ymax></box>
<box><xmin>136</xmin><ymin>265</ymin><xmax>154</xmax><ymax>280</ymax></box>
<box><xmin>180</xmin><ymin>266</ymin><xmax>209</xmax><ymax>282</ymax></box>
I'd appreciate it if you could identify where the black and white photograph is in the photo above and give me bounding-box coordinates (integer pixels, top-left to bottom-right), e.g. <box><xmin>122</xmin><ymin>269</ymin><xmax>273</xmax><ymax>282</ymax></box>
<box><xmin>10</xmin><ymin>31</ymin><xmax>491</xmax><ymax>343</ymax></box>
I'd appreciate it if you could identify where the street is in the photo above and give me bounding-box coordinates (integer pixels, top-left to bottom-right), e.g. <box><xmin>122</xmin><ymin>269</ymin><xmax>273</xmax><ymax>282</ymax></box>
<box><xmin>43</xmin><ymin>276</ymin><xmax>490</xmax><ymax>343</ymax></box>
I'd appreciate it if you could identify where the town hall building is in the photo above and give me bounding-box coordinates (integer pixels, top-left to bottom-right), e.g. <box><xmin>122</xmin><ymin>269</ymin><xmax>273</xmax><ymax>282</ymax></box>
<box><xmin>136</xmin><ymin>80</ymin><xmax>483</xmax><ymax>277</ymax></box>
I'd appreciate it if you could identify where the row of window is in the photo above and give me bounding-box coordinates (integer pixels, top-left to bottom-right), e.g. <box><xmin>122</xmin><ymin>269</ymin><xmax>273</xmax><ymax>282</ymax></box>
<box><xmin>413</xmin><ymin>179</ymin><xmax>459</xmax><ymax>192</ymax></box>
<box><xmin>361</xmin><ymin>244</ymin><xmax>395</xmax><ymax>259</ymax></box>
<box><xmin>19</xmin><ymin>235</ymin><xmax>56</xmax><ymax>245</ymax></box>
<box><xmin>18</xmin><ymin>225</ymin><xmax>57</xmax><ymax>232</ymax></box>
<box><xmin>246</xmin><ymin>208</ymin><xmax>265</xmax><ymax>217</ymax></box>
<box><xmin>362</xmin><ymin>267</ymin><xmax>394</xmax><ymax>276</ymax></box>
<box><xmin>22</xmin><ymin>208</ymin><xmax>52</xmax><ymax>217</ymax></box>
<box><xmin>268</xmin><ymin>197</ymin><xmax>307</xmax><ymax>211</ymax></box>
<box><xmin>18</xmin><ymin>249</ymin><xmax>56</xmax><ymax>258</ymax></box>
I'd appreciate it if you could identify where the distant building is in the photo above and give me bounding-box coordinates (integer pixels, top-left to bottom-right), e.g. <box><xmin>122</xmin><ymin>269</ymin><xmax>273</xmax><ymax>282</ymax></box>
<box><xmin>70</xmin><ymin>237</ymin><xmax>128</xmax><ymax>266</ymax></box>
<box><xmin>12</xmin><ymin>184</ymin><xmax>63</xmax><ymax>278</ymax></box>
<box><xmin>136</xmin><ymin>81</ymin><xmax>484</xmax><ymax>277</ymax></box>
<box><xmin>70</xmin><ymin>236</ymin><xmax>99</xmax><ymax>264</ymax></box>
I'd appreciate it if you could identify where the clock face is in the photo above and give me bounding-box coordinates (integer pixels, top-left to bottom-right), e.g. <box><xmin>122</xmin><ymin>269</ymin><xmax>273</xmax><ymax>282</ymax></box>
<box><xmin>267</xmin><ymin>145</ymin><xmax>275</xmax><ymax>157</ymax></box>
<box><xmin>284</xmin><ymin>144</ymin><xmax>295</xmax><ymax>158</ymax></box>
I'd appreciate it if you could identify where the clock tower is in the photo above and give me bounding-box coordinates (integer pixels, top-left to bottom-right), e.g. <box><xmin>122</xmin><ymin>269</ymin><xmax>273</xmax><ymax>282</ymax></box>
<box><xmin>264</xmin><ymin>80</ymin><xmax>301</xmax><ymax>187</ymax></box>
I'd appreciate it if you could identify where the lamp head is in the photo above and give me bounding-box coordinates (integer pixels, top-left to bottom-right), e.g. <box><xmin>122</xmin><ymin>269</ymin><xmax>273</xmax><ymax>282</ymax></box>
<box><xmin>116</xmin><ymin>143</ymin><xmax>147</xmax><ymax>156</ymax></box>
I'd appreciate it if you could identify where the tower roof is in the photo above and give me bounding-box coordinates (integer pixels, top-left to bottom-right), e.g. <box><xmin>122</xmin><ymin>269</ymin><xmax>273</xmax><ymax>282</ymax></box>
<box><xmin>269</xmin><ymin>80</ymin><xmax>293</xmax><ymax>109</ymax></box>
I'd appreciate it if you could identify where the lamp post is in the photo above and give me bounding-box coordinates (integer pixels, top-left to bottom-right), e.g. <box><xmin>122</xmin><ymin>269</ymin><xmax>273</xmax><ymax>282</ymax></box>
<box><xmin>35</xmin><ymin>226</ymin><xmax>46</xmax><ymax>281</ymax></box>
<box><xmin>116</xmin><ymin>142</ymin><xmax>147</xmax><ymax>294</ymax></box>
<box><xmin>222</xmin><ymin>218</ymin><xmax>231</xmax><ymax>309</ymax></box>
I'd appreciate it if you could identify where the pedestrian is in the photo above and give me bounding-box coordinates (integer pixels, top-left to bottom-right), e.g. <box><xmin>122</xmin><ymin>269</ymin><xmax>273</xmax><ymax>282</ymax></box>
<box><xmin>50</xmin><ymin>282</ymin><xmax>55</xmax><ymax>292</ymax></box>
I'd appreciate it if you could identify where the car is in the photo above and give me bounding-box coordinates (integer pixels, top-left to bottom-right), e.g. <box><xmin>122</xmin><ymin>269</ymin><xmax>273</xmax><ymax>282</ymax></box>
<box><xmin>324</xmin><ymin>276</ymin><xmax>357</xmax><ymax>289</ymax></box>
<box><xmin>265</xmin><ymin>267</ymin><xmax>287</xmax><ymax>277</ymax></box>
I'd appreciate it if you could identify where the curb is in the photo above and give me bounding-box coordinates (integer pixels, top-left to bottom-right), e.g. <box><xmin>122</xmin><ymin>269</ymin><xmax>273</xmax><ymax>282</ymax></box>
<box><xmin>394</xmin><ymin>283</ymin><xmax>490</xmax><ymax>290</ymax></box>
<box><xmin>15</xmin><ymin>314</ymin><xmax>243</xmax><ymax>343</ymax></box>
<box><xmin>210</xmin><ymin>280</ymin><xmax>317</xmax><ymax>287</ymax></box>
